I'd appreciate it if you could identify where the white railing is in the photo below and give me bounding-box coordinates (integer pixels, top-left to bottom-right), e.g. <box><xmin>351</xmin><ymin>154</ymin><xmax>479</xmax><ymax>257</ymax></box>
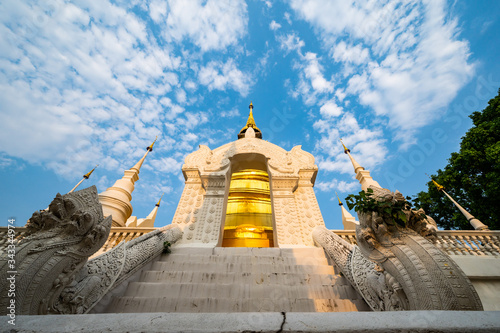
<box><xmin>1</xmin><ymin>227</ymin><xmax>499</xmax><ymax>256</ymax></box>
<box><xmin>332</xmin><ymin>230</ymin><xmax>500</xmax><ymax>256</ymax></box>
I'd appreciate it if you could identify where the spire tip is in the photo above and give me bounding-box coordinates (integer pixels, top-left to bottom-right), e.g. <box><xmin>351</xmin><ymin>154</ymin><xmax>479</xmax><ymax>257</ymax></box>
<box><xmin>156</xmin><ymin>193</ymin><xmax>164</xmax><ymax>207</ymax></box>
<box><xmin>147</xmin><ymin>136</ymin><xmax>158</xmax><ymax>151</ymax></box>
<box><xmin>83</xmin><ymin>164</ymin><xmax>99</xmax><ymax>179</ymax></box>
<box><xmin>340</xmin><ymin>138</ymin><xmax>350</xmax><ymax>154</ymax></box>
<box><xmin>335</xmin><ymin>191</ymin><xmax>343</xmax><ymax>206</ymax></box>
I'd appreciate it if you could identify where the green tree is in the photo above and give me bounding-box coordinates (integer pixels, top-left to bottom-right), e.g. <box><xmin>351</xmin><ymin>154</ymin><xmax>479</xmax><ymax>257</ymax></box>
<box><xmin>415</xmin><ymin>88</ymin><xmax>500</xmax><ymax>230</ymax></box>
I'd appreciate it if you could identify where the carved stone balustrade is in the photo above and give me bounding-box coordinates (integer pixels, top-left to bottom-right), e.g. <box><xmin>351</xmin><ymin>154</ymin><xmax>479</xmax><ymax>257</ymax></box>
<box><xmin>324</xmin><ymin>230</ymin><xmax>500</xmax><ymax>257</ymax></box>
<box><xmin>1</xmin><ymin>228</ymin><xmax>499</xmax><ymax>257</ymax></box>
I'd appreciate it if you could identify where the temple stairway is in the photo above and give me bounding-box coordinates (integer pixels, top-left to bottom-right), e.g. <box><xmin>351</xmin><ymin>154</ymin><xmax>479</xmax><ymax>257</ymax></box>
<box><xmin>105</xmin><ymin>247</ymin><xmax>370</xmax><ymax>313</ymax></box>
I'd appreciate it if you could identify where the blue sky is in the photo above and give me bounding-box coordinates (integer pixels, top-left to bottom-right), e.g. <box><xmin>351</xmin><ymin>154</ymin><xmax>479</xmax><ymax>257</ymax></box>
<box><xmin>1</xmin><ymin>0</ymin><xmax>499</xmax><ymax>229</ymax></box>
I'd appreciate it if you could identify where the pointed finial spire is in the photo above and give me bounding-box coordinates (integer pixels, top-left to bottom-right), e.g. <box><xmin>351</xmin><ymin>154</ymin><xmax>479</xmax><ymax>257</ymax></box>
<box><xmin>99</xmin><ymin>137</ymin><xmax>157</xmax><ymax>226</ymax></box>
<box><xmin>156</xmin><ymin>193</ymin><xmax>164</xmax><ymax>207</ymax></box>
<box><xmin>340</xmin><ymin>138</ymin><xmax>350</xmax><ymax>154</ymax></box>
<box><xmin>340</xmin><ymin>138</ymin><xmax>381</xmax><ymax>191</ymax></box>
<box><xmin>426</xmin><ymin>176</ymin><xmax>488</xmax><ymax>230</ymax></box>
<box><xmin>336</xmin><ymin>191</ymin><xmax>343</xmax><ymax>206</ymax></box>
<box><xmin>337</xmin><ymin>192</ymin><xmax>358</xmax><ymax>230</ymax></box>
<box><xmin>147</xmin><ymin>136</ymin><xmax>158</xmax><ymax>152</ymax></box>
<box><xmin>430</xmin><ymin>178</ymin><xmax>445</xmax><ymax>192</ymax></box>
<box><xmin>69</xmin><ymin>164</ymin><xmax>99</xmax><ymax>193</ymax></box>
<box><xmin>339</xmin><ymin>138</ymin><xmax>363</xmax><ymax>173</ymax></box>
<box><xmin>238</xmin><ymin>101</ymin><xmax>262</xmax><ymax>139</ymax></box>
<box><xmin>84</xmin><ymin>164</ymin><xmax>99</xmax><ymax>179</ymax></box>
<box><xmin>247</xmin><ymin>101</ymin><xmax>256</xmax><ymax>128</ymax></box>
<box><xmin>132</xmin><ymin>137</ymin><xmax>157</xmax><ymax>171</ymax></box>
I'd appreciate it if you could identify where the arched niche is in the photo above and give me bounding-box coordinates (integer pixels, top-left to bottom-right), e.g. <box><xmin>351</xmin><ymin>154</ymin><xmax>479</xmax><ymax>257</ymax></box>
<box><xmin>217</xmin><ymin>153</ymin><xmax>278</xmax><ymax>247</ymax></box>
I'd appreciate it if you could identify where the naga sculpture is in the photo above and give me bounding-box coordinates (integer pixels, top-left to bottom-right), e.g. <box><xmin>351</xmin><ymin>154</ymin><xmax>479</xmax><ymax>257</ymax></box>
<box><xmin>0</xmin><ymin>186</ymin><xmax>112</xmax><ymax>315</ymax></box>
<box><xmin>0</xmin><ymin>186</ymin><xmax>183</xmax><ymax>315</ymax></box>
<box><xmin>314</xmin><ymin>186</ymin><xmax>483</xmax><ymax>311</ymax></box>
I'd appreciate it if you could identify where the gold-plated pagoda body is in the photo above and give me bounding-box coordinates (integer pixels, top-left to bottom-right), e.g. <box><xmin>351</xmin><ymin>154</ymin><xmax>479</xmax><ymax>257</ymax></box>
<box><xmin>238</xmin><ymin>101</ymin><xmax>262</xmax><ymax>139</ymax></box>
<box><xmin>222</xmin><ymin>166</ymin><xmax>274</xmax><ymax>247</ymax></box>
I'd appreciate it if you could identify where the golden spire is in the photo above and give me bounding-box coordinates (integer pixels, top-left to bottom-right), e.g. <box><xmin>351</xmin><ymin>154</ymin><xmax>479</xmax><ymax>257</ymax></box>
<box><xmin>248</xmin><ymin>101</ymin><xmax>255</xmax><ymax>125</ymax></box>
<box><xmin>340</xmin><ymin>138</ymin><xmax>350</xmax><ymax>154</ymax></box>
<box><xmin>340</xmin><ymin>138</ymin><xmax>381</xmax><ymax>191</ymax></box>
<box><xmin>238</xmin><ymin>101</ymin><xmax>262</xmax><ymax>139</ymax></box>
<box><xmin>132</xmin><ymin>137</ymin><xmax>157</xmax><ymax>171</ymax></box>
<box><xmin>335</xmin><ymin>191</ymin><xmax>343</xmax><ymax>206</ymax></box>
<box><xmin>83</xmin><ymin>164</ymin><xmax>99</xmax><ymax>179</ymax></box>
<box><xmin>147</xmin><ymin>136</ymin><xmax>158</xmax><ymax>151</ymax></box>
<box><xmin>156</xmin><ymin>193</ymin><xmax>164</xmax><ymax>207</ymax></box>
<box><xmin>69</xmin><ymin>164</ymin><xmax>99</xmax><ymax>193</ymax></box>
<box><xmin>427</xmin><ymin>177</ymin><xmax>488</xmax><ymax>230</ymax></box>
<box><xmin>431</xmin><ymin>179</ymin><xmax>444</xmax><ymax>192</ymax></box>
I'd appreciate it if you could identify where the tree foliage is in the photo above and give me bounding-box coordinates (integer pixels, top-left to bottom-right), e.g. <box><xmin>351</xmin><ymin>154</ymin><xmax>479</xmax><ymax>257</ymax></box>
<box><xmin>415</xmin><ymin>88</ymin><xmax>500</xmax><ymax>230</ymax></box>
<box><xmin>345</xmin><ymin>188</ymin><xmax>416</xmax><ymax>227</ymax></box>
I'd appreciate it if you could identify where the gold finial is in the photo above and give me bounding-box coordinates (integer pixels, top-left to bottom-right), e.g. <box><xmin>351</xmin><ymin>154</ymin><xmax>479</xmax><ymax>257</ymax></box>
<box><xmin>83</xmin><ymin>165</ymin><xmax>98</xmax><ymax>179</ymax></box>
<box><xmin>147</xmin><ymin>136</ymin><xmax>158</xmax><ymax>151</ymax></box>
<box><xmin>238</xmin><ymin>101</ymin><xmax>261</xmax><ymax>138</ymax></box>
<box><xmin>426</xmin><ymin>173</ymin><xmax>444</xmax><ymax>191</ymax></box>
<box><xmin>156</xmin><ymin>193</ymin><xmax>164</xmax><ymax>207</ymax></box>
<box><xmin>247</xmin><ymin>101</ymin><xmax>256</xmax><ymax>128</ymax></box>
<box><xmin>432</xmin><ymin>179</ymin><xmax>444</xmax><ymax>191</ymax></box>
<box><xmin>340</xmin><ymin>138</ymin><xmax>350</xmax><ymax>154</ymax></box>
<box><xmin>335</xmin><ymin>192</ymin><xmax>343</xmax><ymax>206</ymax></box>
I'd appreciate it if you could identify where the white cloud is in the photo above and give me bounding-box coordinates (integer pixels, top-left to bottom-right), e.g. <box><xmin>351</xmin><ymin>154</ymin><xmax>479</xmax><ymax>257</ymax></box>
<box><xmin>220</xmin><ymin>108</ymin><xmax>241</xmax><ymax>118</ymax></box>
<box><xmin>332</xmin><ymin>41</ymin><xmax>370</xmax><ymax>65</ymax></box>
<box><xmin>320</xmin><ymin>100</ymin><xmax>343</xmax><ymax>118</ymax></box>
<box><xmin>263</xmin><ymin>1</ymin><xmax>272</xmax><ymax>8</ymax></box>
<box><xmin>162</xmin><ymin>0</ymin><xmax>248</xmax><ymax>51</ymax></box>
<box><xmin>316</xmin><ymin>178</ymin><xmax>358</xmax><ymax>193</ymax></box>
<box><xmin>149</xmin><ymin>0</ymin><xmax>167</xmax><ymax>23</ymax></box>
<box><xmin>278</xmin><ymin>33</ymin><xmax>305</xmax><ymax>54</ymax></box>
<box><xmin>149</xmin><ymin>156</ymin><xmax>182</xmax><ymax>173</ymax></box>
<box><xmin>0</xmin><ymin>0</ymin><xmax>240</xmax><ymax>180</ymax></box>
<box><xmin>302</xmin><ymin>52</ymin><xmax>334</xmax><ymax>94</ymax></box>
<box><xmin>198</xmin><ymin>59</ymin><xmax>253</xmax><ymax>96</ymax></box>
<box><xmin>291</xmin><ymin>51</ymin><xmax>335</xmax><ymax>105</ymax></box>
<box><xmin>290</xmin><ymin>0</ymin><xmax>474</xmax><ymax>147</ymax></box>
<box><xmin>313</xmin><ymin>111</ymin><xmax>387</xmax><ymax>175</ymax></box>
<box><xmin>270</xmin><ymin>20</ymin><xmax>281</xmax><ymax>31</ymax></box>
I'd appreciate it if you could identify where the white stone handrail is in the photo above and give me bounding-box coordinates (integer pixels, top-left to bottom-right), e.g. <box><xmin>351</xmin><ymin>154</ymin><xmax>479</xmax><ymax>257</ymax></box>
<box><xmin>1</xmin><ymin>227</ymin><xmax>499</xmax><ymax>257</ymax></box>
<box><xmin>0</xmin><ymin>227</ymin><xmax>156</xmax><ymax>256</ymax></box>
<box><xmin>331</xmin><ymin>230</ymin><xmax>500</xmax><ymax>257</ymax></box>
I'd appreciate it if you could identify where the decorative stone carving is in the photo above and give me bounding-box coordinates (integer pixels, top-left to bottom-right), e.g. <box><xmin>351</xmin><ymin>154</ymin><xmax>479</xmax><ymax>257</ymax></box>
<box><xmin>0</xmin><ymin>186</ymin><xmax>112</xmax><ymax>315</ymax></box>
<box><xmin>65</xmin><ymin>223</ymin><xmax>182</xmax><ymax>314</ymax></box>
<box><xmin>0</xmin><ymin>186</ymin><xmax>183</xmax><ymax>315</ymax></box>
<box><xmin>313</xmin><ymin>186</ymin><xmax>484</xmax><ymax>311</ymax></box>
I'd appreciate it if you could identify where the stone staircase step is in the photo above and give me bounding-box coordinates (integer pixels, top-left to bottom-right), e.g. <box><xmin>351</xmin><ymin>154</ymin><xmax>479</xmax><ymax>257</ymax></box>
<box><xmin>157</xmin><ymin>253</ymin><xmax>329</xmax><ymax>266</ymax></box>
<box><xmin>107</xmin><ymin>296</ymin><xmax>369</xmax><ymax>313</ymax></box>
<box><xmin>149</xmin><ymin>261</ymin><xmax>336</xmax><ymax>274</ymax></box>
<box><xmin>139</xmin><ymin>271</ymin><xmax>340</xmax><ymax>285</ymax></box>
<box><xmin>105</xmin><ymin>247</ymin><xmax>369</xmax><ymax>313</ymax></box>
<box><xmin>123</xmin><ymin>282</ymin><xmax>344</xmax><ymax>299</ymax></box>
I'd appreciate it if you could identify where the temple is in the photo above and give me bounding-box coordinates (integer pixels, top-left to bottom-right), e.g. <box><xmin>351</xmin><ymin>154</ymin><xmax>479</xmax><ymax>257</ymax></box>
<box><xmin>1</xmin><ymin>102</ymin><xmax>499</xmax><ymax>332</ymax></box>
